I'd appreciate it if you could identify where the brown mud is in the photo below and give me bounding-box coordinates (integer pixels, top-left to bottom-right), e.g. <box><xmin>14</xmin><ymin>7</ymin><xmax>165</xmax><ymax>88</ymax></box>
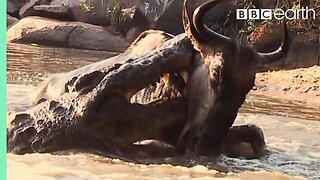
<box><xmin>253</xmin><ymin>65</ymin><xmax>320</xmax><ymax>107</ymax></box>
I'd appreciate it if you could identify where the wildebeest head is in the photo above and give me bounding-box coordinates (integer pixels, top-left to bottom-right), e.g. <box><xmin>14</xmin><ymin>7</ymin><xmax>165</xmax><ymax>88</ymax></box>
<box><xmin>178</xmin><ymin>0</ymin><xmax>289</xmax><ymax>155</ymax></box>
<box><xmin>184</xmin><ymin>0</ymin><xmax>289</xmax><ymax>65</ymax></box>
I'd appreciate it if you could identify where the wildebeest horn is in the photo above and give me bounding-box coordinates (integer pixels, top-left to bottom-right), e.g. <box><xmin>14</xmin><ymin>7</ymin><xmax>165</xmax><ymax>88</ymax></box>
<box><xmin>192</xmin><ymin>0</ymin><xmax>233</xmax><ymax>46</ymax></box>
<box><xmin>192</xmin><ymin>0</ymin><xmax>289</xmax><ymax>63</ymax></box>
<box><xmin>256</xmin><ymin>22</ymin><xmax>290</xmax><ymax>64</ymax></box>
<box><xmin>182</xmin><ymin>0</ymin><xmax>207</xmax><ymax>48</ymax></box>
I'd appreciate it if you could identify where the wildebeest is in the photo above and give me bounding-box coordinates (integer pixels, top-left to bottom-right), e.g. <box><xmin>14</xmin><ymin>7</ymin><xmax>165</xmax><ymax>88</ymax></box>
<box><xmin>177</xmin><ymin>0</ymin><xmax>289</xmax><ymax>156</ymax></box>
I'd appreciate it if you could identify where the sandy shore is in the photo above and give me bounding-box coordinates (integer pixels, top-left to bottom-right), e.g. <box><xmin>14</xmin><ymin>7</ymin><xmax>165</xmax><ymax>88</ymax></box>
<box><xmin>253</xmin><ymin>65</ymin><xmax>320</xmax><ymax>107</ymax></box>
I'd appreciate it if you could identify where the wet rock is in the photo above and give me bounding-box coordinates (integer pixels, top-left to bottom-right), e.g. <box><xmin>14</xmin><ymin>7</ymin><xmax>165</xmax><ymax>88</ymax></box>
<box><xmin>154</xmin><ymin>0</ymin><xmax>210</xmax><ymax>35</ymax></box>
<box><xmin>248</xmin><ymin>22</ymin><xmax>285</xmax><ymax>53</ymax></box>
<box><xmin>16</xmin><ymin>0</ymin><xmax>149</xmax><ymax>42</ymax></box>
<box><xmin>7</xmin><ymin>14</ymin><xmax>19</xmax><ymax>29</ymax></box>
<box><xmin>34</xmin><ymin>4</ymin><xmax>70</xmax><ymax>14</ymax></box>
<box><xmin>120</xmin><ymin>0</ymin><xmax>147</xmax><ymax>13</ymax></box>
<box><xmin>154</xmin><ymin>0</ymin><xmax>184</xmax><ymax>35</ymax></box>
<box><xmin>7</xmin><ymin>1</ymin><xmax>20</xmax><ymax>17</ymax></box>
<box><xmin>31</xmin><ymin>4</ymin><xmax>72</xmax><ymax>20</ymax></box>
<box><xmin>250</xmin><ymin>22</ymin><xmax>319</xmax><ymax>68</ymax></box>
<box><xmin>7</xmin><ymin>16</ymin><xmax>130</xmax><ymax>52</ymax></box>
<box><xmin>125</xmin><ymin>27</ymin><xmax>143</xmax><ymax>43</ymax></box>
<box><xmin>68</xmin><ymin>0</ymin><xmax>109</xmax><ymax>26</ymax></box>
<box><xmin>19</xmin><ymin>0</ymin><xmax>50</xmax><ymax>18</ymax></box>
<box><xmin>117</xmin><ymin>6</ymin><xmax>150</xmax><ymax>42</ymax></box>
<box><xmin>19</xmin><ymin>0</ymin><xmax>110</xmax><ymax>26</ymax></box>
<box><xmin>154</xmin><ymin>0</ymin><xmax>247</xmax><ymax>36</ymax></box>
<box><xmin>122</xmin><ymin>0</ymin><xmax>175</xmax><ymax>21</ymax></box>
<box><xmin>7</xmin><ymin>0</ymin><xmax>27</xmax><ymax>17</ymax></box>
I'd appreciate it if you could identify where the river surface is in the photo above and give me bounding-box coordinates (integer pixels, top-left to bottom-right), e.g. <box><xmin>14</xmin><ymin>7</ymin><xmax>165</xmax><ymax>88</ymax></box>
<box><xmin>6</xmin><ymin>43</ymin><xmax>320</xmax><ymax>180</ymax></box>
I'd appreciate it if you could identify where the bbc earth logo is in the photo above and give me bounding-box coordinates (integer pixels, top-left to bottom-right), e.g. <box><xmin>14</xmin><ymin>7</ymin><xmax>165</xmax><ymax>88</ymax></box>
<box><xmin>236</xmin><ymin>7</ymin><xmax>316</xmax><ymax>20</ymax></box>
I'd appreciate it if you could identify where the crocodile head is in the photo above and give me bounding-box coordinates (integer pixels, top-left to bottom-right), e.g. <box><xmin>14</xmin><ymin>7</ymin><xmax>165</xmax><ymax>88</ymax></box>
<box><xmin>6</xmin><ymin>31</ymin><xmax>194</xmax><ymax>157</ymax></box>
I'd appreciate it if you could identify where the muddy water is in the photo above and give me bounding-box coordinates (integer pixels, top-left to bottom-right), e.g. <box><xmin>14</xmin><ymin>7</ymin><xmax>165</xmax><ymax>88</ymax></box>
<box><xmin>6</xmin><ymin>43</ymin><xmax>320</xmax><ymax>180</ymax></box>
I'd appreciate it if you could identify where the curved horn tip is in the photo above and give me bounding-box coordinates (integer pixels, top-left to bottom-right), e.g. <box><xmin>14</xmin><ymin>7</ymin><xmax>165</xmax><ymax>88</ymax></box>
<box><xmin>192</xmin><ymin>0</ymin><xmax>232</xmax><ymax>46</ymax></box>
<box><xmin>282</xmin><ymin>20</ymin><xmax>290</xmax><ymax>51</ymax></box>
<box><xmin>257</xmin><ymin>20</ymin><xmax>290</xmax><ymax>64</ymax></box>
<box><xmin>182</xmin><ymin>0</ymin><xmax>206</xmax><ymax>46</ymax></box>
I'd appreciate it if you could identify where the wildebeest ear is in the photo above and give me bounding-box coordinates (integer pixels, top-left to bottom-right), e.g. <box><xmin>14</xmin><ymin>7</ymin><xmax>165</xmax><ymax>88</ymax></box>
<box><xmin>182</xmin><ymin>0</ymin><xmax>205</xmax><ymax>51</ymax></box>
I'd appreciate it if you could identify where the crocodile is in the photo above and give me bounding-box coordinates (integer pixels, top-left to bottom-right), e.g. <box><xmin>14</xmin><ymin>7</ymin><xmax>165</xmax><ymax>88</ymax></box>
<box><xmin>7</xmin><ymin>32</ymin><xmax>194</xmax><ymax>157</ymax></box>
<box><xmin>7</xmin><ymin>0</ymin><xmax>289</xmax><ymax>160</ymax></box>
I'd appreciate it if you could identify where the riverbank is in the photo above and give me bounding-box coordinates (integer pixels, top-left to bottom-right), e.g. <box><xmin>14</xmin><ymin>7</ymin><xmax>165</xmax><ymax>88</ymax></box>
<box><xmin>253</xmin><ymin>65</ymin><xmax>320</xmax><ymax>107</ymax></box>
